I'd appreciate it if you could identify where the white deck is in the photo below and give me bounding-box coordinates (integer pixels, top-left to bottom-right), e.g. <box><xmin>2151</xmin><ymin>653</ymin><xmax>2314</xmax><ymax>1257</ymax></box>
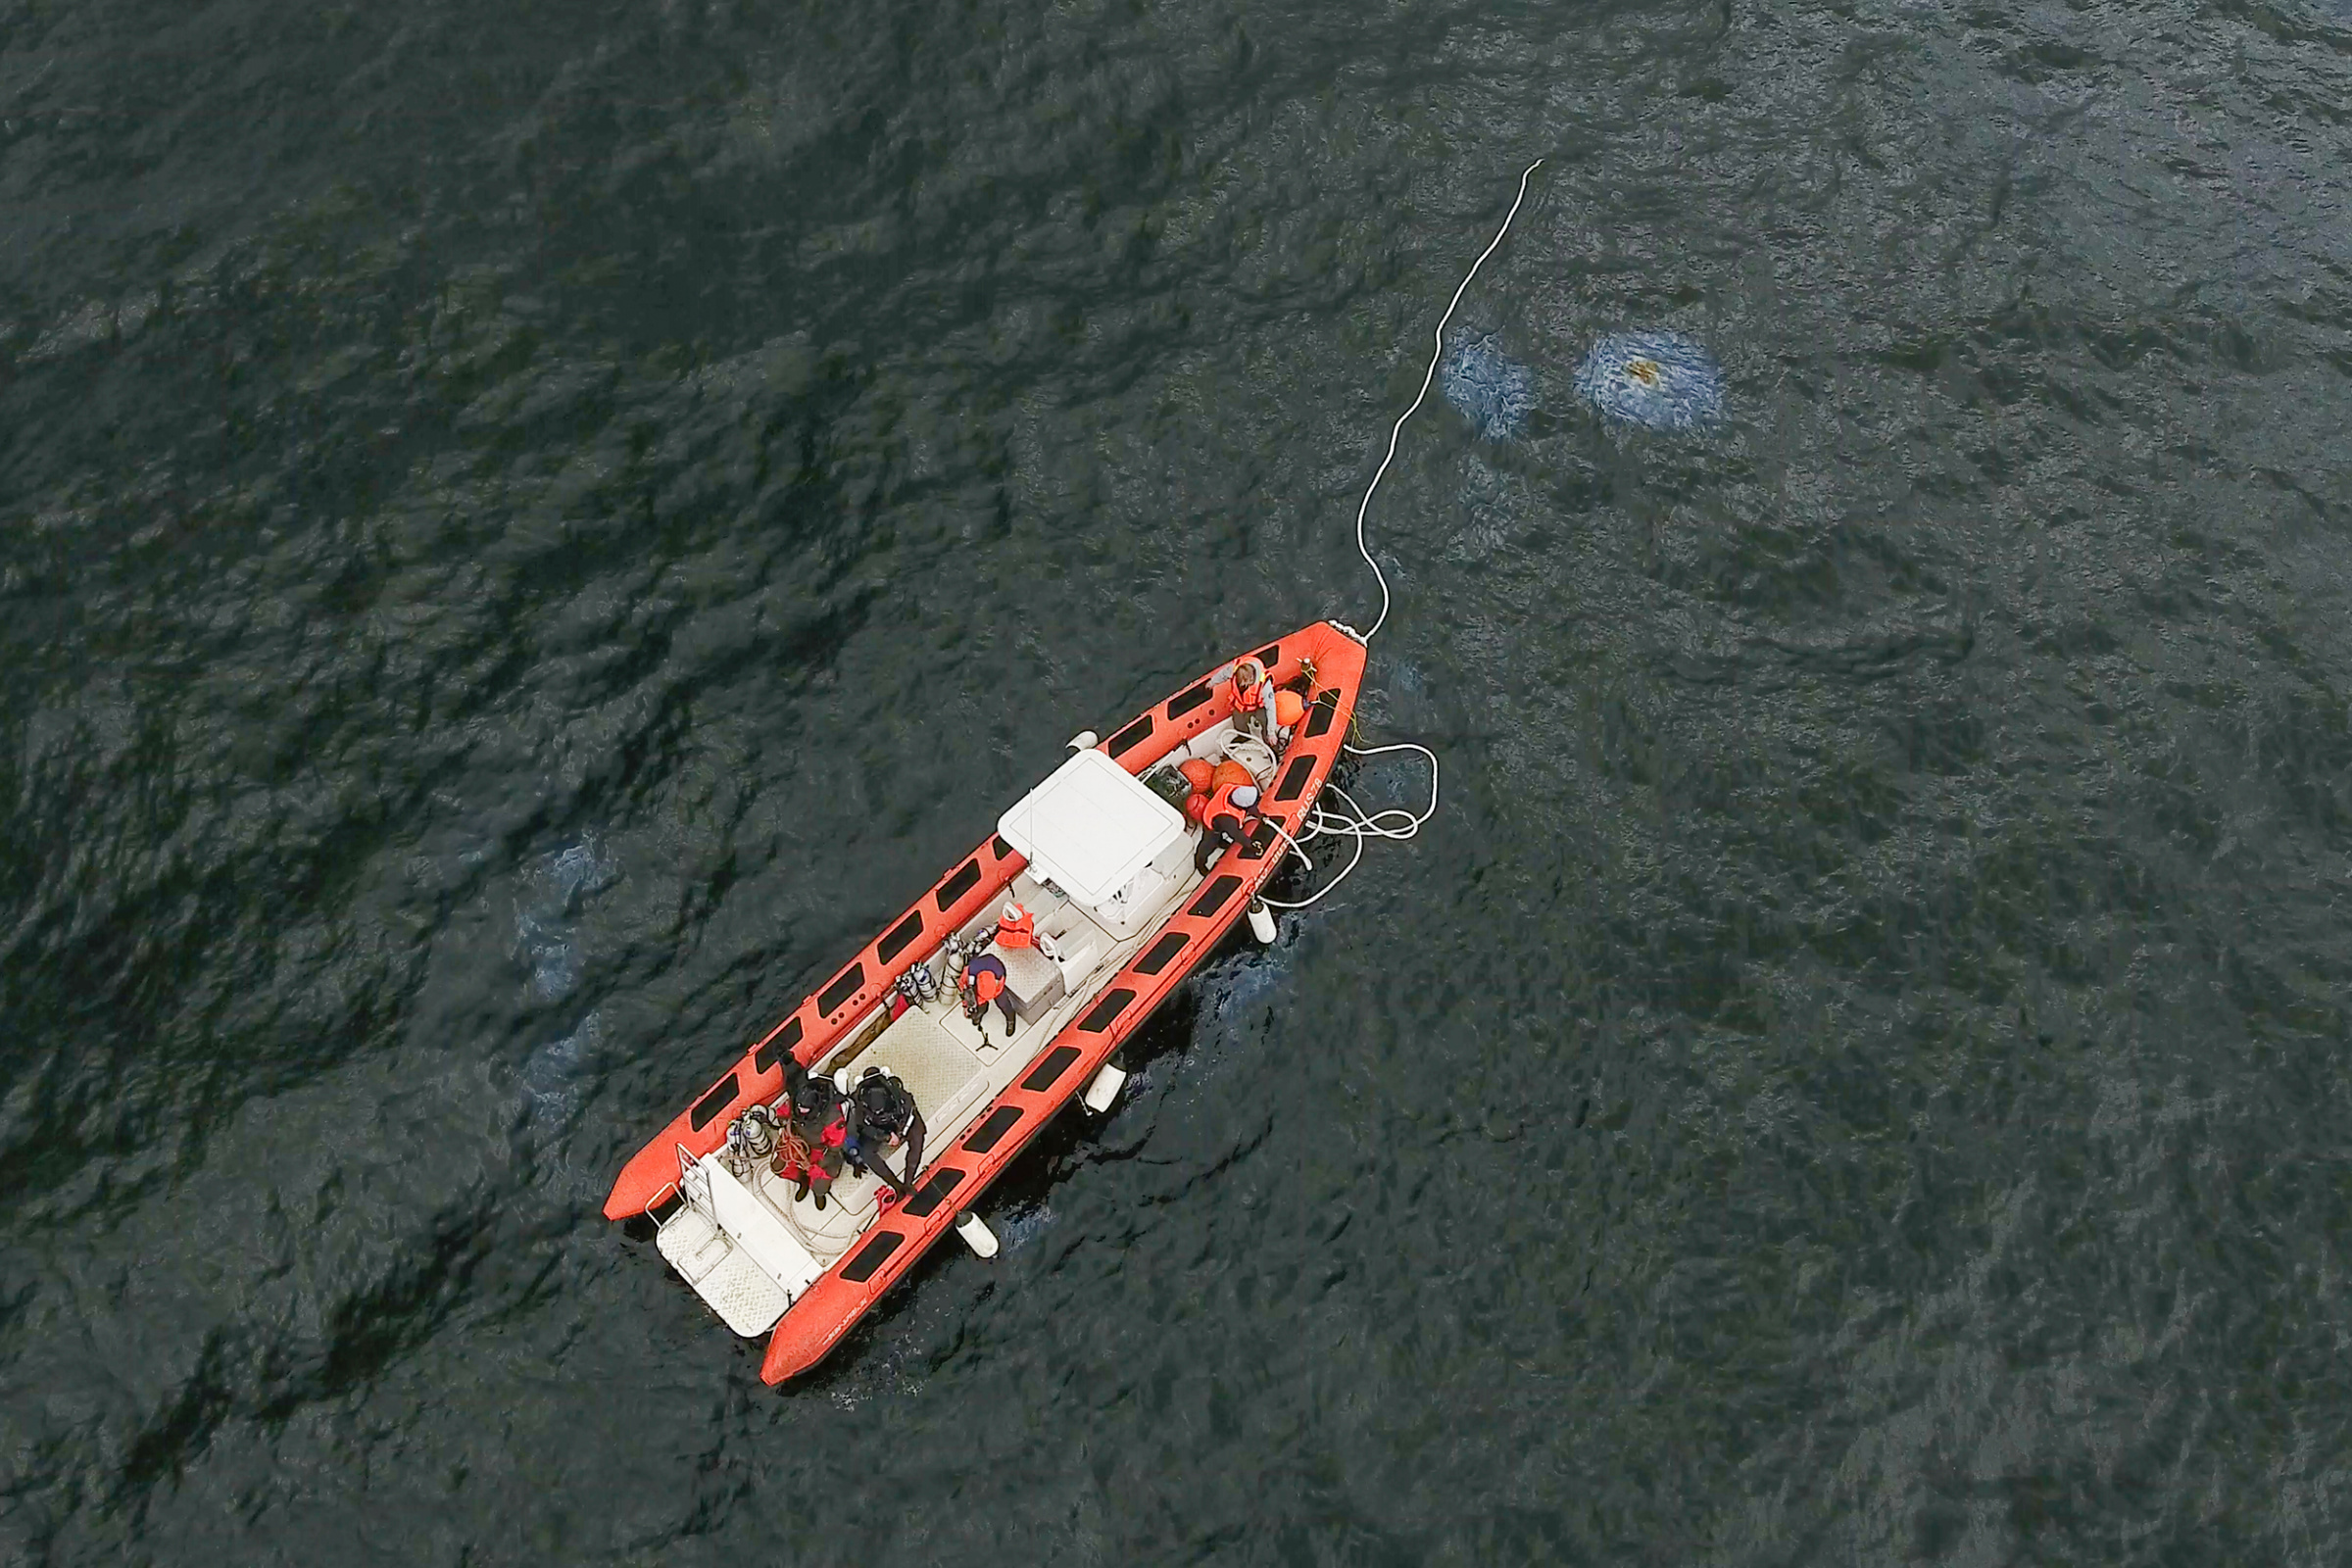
<box><xmin>662</xmin><ymin>719</ymin><xmax>1280</xmax><ymax>1336</ymax></box>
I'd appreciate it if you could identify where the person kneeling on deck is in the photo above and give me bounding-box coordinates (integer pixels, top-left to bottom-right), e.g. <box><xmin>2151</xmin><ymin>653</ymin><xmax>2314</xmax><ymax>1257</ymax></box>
<box><xmin>959</xmin><ymin>951</ymin><xmax>1017</xmax><ymax>1041</ymax></box>
<box><xmin>845</xmin><ymin>1066</ymin><xmax>925</xmax><ymax>1202</ymax></box>
<box><xmin>1195</xmin><ymin>779</ymin><xmax>1262</xmax><ymax>874</ymax></box>
<box><xmin>776</xmin><ymin>1072</ymin><xmax>849</xmax><ymax>1210</ymax></box>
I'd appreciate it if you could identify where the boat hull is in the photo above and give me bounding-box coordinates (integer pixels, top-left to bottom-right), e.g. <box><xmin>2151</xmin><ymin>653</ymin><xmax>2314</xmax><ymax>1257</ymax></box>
<box><xmin>605</xmin><ymin>619</ymin><xmax>1369</xmax><ymax>1383</ymax></box>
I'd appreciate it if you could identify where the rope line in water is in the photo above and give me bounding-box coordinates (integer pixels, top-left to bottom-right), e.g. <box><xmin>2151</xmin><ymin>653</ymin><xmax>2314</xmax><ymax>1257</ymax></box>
<box><xmin>1353</xmin><ymin>158</ymin><xmax>1544</xmax><ymax>644</ymax></box>
<box><xmin>1268</xmin><ymin>164</ymin><xmax>1537</xmax><ymax>912</ymax></box>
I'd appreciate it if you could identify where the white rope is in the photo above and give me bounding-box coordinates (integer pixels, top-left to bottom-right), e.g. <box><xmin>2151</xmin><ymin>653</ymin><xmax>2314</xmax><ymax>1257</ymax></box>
<box><xmin>1258</xmin><ymin>742</ymin><xmax>1440</xmax><ymax>910</ymax></box>
<box><xmin>1353</xmin><ymin>159</ymin><xmax>1544</xmax><ymax>643</ymax></box>
<box><xmin>1254</xmin><ymin>165</ymin><xmax>1534</xmax><ymax>915</ymax></box>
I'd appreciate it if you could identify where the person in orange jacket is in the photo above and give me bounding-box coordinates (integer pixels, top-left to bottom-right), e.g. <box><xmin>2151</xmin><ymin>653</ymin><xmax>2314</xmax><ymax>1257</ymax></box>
<box><xmin>1195</xmin><ymin>778</ymin><xmax>1262</xmax><ymax>873</ymax></box>
<box><xmin>1228</xmin><ymin>658</ymin><xmax>1276</xmax><ymax>745</ymax></box>
<box><xmin>1229</xmin><ymin>658</ymin><xmax>1315</xmax><ymax>748</ymax></box>
<box><xmin>960</xmin><ymin>952</ymin><xmax>1017</xmax><ymax>1040</ymax></box>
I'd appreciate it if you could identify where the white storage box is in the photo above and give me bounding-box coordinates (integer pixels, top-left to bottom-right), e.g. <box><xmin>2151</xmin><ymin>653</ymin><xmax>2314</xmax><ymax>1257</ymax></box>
<box><xmin>999</xmin><ymin>749</ymin><xmax>1193</xmax><ymax>940</ymax></box>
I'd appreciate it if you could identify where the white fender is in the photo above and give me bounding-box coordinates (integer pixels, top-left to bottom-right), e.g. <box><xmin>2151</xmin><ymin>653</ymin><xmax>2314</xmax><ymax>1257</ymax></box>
<box><xmin>1247</xmin><ymin>900</ymin><xmax>1277</xmax><ymax>945</ymax></box>
<box><xmin>955</xmin><ymin>1211</ymin><xmax>1000</xmax><ymax>1258</ymax></box>
<box><xmin>1067</xmin><ymin>730</ymin><xmax>1100</xmax><ymax>752</ymax></box>
<box><xmin>1081</xmin><ymin>1062</ymin><xmax>1127</xmax><ymax>1114</ymax></box>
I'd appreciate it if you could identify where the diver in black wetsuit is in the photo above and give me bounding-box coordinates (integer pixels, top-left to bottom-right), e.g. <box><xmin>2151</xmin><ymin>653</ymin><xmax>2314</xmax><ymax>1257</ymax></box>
<box><xmin>777</xmin><ymin>1069</ymin><xmax>850</xmax><ymax>1209</ymax></box>
<box><xmin>844</xmin><ymin>1067</ymin><xmax>925</xmax><ymax>1201</ymax></box>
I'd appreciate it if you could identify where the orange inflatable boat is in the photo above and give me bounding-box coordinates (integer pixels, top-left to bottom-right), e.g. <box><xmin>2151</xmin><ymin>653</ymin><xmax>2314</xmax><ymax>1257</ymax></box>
<box><xmin>605</xmin><ymin>619</ymin><xmax>1367</xmax><ymax>1383</ymax></box>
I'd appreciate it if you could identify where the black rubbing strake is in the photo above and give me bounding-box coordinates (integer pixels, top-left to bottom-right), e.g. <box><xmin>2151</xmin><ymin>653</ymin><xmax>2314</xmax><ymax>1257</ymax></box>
<box><xmin>1078</xmin><ymin>988</ymin><xmax>1136</xmax><ymax>1032</ymax></box>
<box><xmin>753</xmin><ymin>1016</ymin><xmax>805</xmax><ymax>1074</ymax></box>
<box><xmin>902</xmin><ymin>1166</ymin><xmax>966</xmax><ymax>1220</ymax></box>
<box><xmin>1020</xmin><ymin>1045</ymin><xmax>1082</xmax><ymax>1093</ymax></box>
<box><xmin>1254</xmin><ymin>643</ymin><xmax>1281</xmax><ymax>666</ymax></box>
<box><xmin>1188</xmin><ymin>875</ymin><xmax>1241</xmax><ymax>918</ymax></box>
<box><xmin>1167</xmin><ymin>682</ymin><xmax>1213</xmax><ymax>718</ymax></box>
<box><xmin>1136</xmin><ymin>930</ymin><xmax>1189</xmax><ymax>975</ymax></box>
<box><xmin>1106</xmin><ymin>714</ymin><xmax>1153</xmax><ymax>758</ymax></box>
<box><xmin>877</xmin><ymin>910</ymin><xmax>925</xmax><ymax>964</ymax></box>
<box><xmin>690</xmin><ymin>1074</ymin><xmax>739</xmax><ymax>1131</ymax></box>
<box><xmin>1303</xmin><ymin>690</ymin><xmax>1340</xmax><ymax>739</ymax></box>
<box><xmin>961</xmin><ymin>1105</ymin><xmax>1023</xmax><ymax>1153</ymax></box>
<box><xmin>818</xmin><ymin>963</ymin><xmax>865</xmax><ymax>1016</ymax></box>
<box><xmin>993</xmin><ymin>835</ymin><xmax>1014</xmax><ymax>861</ymax></box>
<box><xmin>841</xmin><ymin>1231</ymin><xmax>905</xmax><ymax>1284</ymax></box>
<box><xmin>1274</xmin><ymin>754</ymin><xmax>1315</xmax><ymax>802</ymax></box>
<box><xmin>937</xmin><ymin>859</ymin><xmax>983</xmax><ymax>911</ymax></box>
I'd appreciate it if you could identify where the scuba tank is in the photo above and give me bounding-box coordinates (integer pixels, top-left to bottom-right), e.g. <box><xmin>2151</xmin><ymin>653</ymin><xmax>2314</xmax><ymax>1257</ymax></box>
<box><xmin>724</xmin><ymin>1102</ymin><xmax>781</xmax><ymax>1174</ymax></box>
<box><xmin>895</xmin><ymin>959</ymin><xmax>941</xmax><ymax>1006</ymax></box>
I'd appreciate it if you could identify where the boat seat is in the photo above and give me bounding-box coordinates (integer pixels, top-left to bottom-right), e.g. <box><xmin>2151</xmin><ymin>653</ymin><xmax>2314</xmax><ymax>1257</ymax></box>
<box><xmin>860</xmin><ymin>1005</ymin><xmax>991</xmax><ymax>1130</ymax></box>
<box><xmin>770</xmin><ymin>1163</ymin><xmax>885</xmax><ymax>1258</ymax></box>
<box><xmin>993</xmin><ymin>941</ymin><xmax>1065</xmax><ymax>1018</ymax></box>
<box><xmin>1041</xmin><ymin>904</ymin><xmax>1115</xmax><ymax>990</ymax></box>
<box><xmin>1010</xmin><ymin>870</ymin><xmax>1062</xmax><ymax>911</ymax></box>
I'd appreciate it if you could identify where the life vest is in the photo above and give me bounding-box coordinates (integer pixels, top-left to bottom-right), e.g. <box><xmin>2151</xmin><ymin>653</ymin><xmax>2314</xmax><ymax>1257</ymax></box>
<box><xmin>996</xmin><ymin>904</ymin><xmax>1037</xmax><ymax>949</ymax></box>
<box><xmin>1202</xmin><ymin>779</ymin><xmax>1260</xmax><ymax>839</ymax></box>
<box><xmin>1229</xmin><ymin>658</ymin><xmax>1268</xmax><ymax>711</ymax></box>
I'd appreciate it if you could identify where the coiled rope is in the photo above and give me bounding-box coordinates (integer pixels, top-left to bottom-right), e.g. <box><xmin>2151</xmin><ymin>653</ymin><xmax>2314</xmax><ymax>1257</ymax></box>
<box><xmin>1258</xmin><ymin>742</ymin><xmax>1442</xmax><ymax>910</ymax></box>
<box><xmin>1265</xmin><ymin>161</ymin><xmax>1541</xmax><ymax>911</ymax></box>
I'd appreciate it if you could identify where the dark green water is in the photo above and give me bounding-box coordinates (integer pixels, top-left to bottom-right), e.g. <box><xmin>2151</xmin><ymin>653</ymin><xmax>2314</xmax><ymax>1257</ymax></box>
<box><xmin>8</xmin><ymin>0</ymin><xmax>2352</xmax><ymax>1560</ymax></box>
